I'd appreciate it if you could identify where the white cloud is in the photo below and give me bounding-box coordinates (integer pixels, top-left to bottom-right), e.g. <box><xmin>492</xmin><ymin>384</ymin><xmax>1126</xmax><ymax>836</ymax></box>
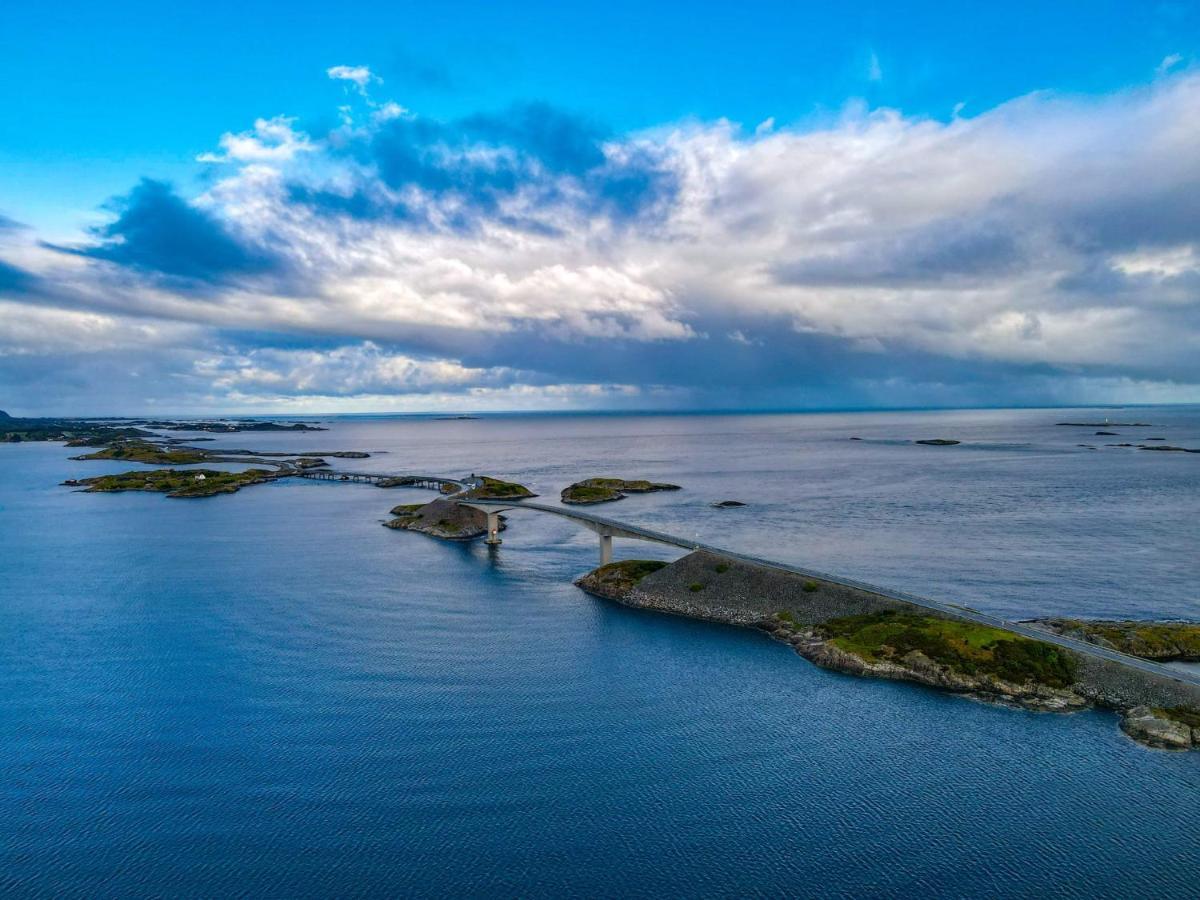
<box><xmin>326</xmin><ymin>64</ymin><xmax>379</xmax><ymax>95</ymax></box>
<box><xmin>12</xmin><ymin>70</ymin><xmax>1200</xmax><ymax>411</ymax></box>
<box><xmin>197</xmin><ymin>116</ymin><xmax>314</xmax><ymax>164</ymax></box>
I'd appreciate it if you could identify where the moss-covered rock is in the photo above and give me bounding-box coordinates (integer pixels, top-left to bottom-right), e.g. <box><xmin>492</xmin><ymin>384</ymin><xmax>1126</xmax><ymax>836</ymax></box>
<box><xmin>561</xmin><ymin>477</ymin><xmax>681</xmax><ymax>504</ymax></box>
<box><xmin>1028</xmin><ymin>618</ymin><xmax>1200</xmax><ymax>662</ymax></box>
<box><xmin>574</xmin><ymin>559</ymin><xmax>669</xmax><ymax>599</ymax></box>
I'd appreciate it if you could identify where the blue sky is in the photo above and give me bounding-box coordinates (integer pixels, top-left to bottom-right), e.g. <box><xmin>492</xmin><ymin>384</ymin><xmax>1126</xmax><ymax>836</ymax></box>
<box><xmin>1</xmin><ymin>2</ymin><xmax>1198</xmax><ymax>413</ymax></box>
<box><xmin>5</xmin><ymin>0</ymin><xmax>1192</xmax><ymax>233</ymax></box>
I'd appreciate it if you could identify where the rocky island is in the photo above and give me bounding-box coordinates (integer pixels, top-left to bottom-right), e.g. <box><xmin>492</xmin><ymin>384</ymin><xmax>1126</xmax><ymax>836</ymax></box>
<box><xmin>464</xmin><ymin>476</ymin><xmax>536</xmax><ymax>499</ymax></box>
<box><xmin>65</xmin><ymin>468</ymin><xmax>277</xmax><ymax>498</ymax></box>
<box><xmin>576</xmin><ymin>551</ymin><xmax>1200</xmax><ymax>749</ymax></box>
<box><xmin>561</xmin><ymin>477</ymin><xmax>681</xmax><ymax>504</ymax></box>
<box><xmin>384</xmin><ymin>498</ymin><xmax>501</xmax><ymax>540</ymax></box>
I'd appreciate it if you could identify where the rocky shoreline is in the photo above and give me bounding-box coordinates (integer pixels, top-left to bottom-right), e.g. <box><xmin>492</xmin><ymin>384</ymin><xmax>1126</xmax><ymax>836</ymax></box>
<box><xmin>575</xmin><ymin>552</ymin><xmax>1200</xmax><ymax>750</ymax></box>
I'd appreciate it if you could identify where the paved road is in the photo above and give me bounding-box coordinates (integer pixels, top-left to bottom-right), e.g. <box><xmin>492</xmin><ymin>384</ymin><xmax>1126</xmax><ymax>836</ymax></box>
<box><xmin>466</xmin><ymin>498</ymin><xmax>1200</xmax><ymax>691</ymax></box>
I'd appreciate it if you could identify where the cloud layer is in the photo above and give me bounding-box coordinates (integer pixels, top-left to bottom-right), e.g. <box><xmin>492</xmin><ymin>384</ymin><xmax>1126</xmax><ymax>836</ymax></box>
<box><xmin>2</xmin><ymin>69</ymin><xmax>1199</xmax><ymax>414</ymax></box>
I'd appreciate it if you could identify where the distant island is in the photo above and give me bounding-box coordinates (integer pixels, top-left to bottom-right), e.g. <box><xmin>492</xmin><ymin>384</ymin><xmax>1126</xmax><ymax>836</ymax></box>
<box><xmin>561</xmin><ymin>477</ymin><xmax>681</xmax><ymax>504</ymax></box>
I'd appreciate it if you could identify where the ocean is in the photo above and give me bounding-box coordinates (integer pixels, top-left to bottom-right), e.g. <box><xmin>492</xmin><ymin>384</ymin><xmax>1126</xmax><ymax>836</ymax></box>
<box><xmin>2</xmin><ymin>407</ymin><xmax>1198</xmax><ymax>896</ymax></box>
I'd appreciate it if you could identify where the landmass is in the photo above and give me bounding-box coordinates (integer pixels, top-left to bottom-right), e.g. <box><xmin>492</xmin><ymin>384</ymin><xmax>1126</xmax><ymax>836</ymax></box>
<box><xmin>0</xmin><ymin>411</ymin><xmax>325</xmax><ymax>442</ymax></box>
<box><xmin>1026</xmin><ymin>618</ymin><xmax>1200</xmax><ymax>662</ymax></box>
<box><xmin>465</xmin><ymin>476</ymin><xmax>536</xmax><ymax>499</ymax></box>
<box><xmin>70</xmin><ymin>441</ymin><xmax>208</xmax><ymax>465</ymax></box>
<box><xmin>576</xmin><ymin>552</ymin><xmax>1200</xmax><ymax>749</ymax></box>
<box><xmin>384</xmin><ymin>498</ymin><xmax>502</xmax><ymax>540</ymax></box>
<box><xmin>1056</xmin><ymin>421</ymin><xmax>1152</xmax><ymax>427</ymax></box>
<box><xmin>711</xmin><ymin>499</ymin><xmax>747</xmax><ymax>508</ymax></box>
<box><xmin>64</xmin><ymin>468</ymin><xmax>277</xmax><ymax>498</ymax></box>
<box><xmin>561</xmin><ymin>477</ymin><xmax>681</xmax><ymax>504</ymax></box>
<box><xmin>915</xmin><ymin>439</ymin><xmax>961</xmax><ymax>446</ymax></box>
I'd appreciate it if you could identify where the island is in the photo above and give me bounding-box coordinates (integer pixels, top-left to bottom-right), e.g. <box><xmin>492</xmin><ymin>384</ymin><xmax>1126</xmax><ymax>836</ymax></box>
<box><xmin>384</xmin><ymin>498</ymin><xmax>501</xmax><ymax>540</ymax></box>
<box><xmin>0</xmin><ymin>411</ymin><xmax>325</xmax><ymax>442</ymax></box>
<box><xmin>561</xmin><ymin>477</ymin><xmax>681</xmax><ymax>504</ymax></box>
<box><xmin>465</xmin><ymin>476</ymin><xmax>536</xmax><ymax>500</ymax></box>
<box><xmin>914</xmin><ymin>439</ymin><xmax>961</xmax><ymax>446</ymax></box>
<box><xmin>711</xmin><ymin>500</ymin><xmax>747</xmax><ymax>508</ymax></box>
<box><xmin>64</xmin><ymin>468</ymin><xmax>277</xmax><ymax>498</ymax></box>
<box><xmin>576</xmin><ymin>552</ymin><xmax>1200</xmax><ymax>749</ymax></box>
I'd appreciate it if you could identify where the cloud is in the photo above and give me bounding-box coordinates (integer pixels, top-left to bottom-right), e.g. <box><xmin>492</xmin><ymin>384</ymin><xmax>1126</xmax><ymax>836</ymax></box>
<box><xmin>327</xmin><ymin>64</ymin><xmax>379</xmax><ymax>95</ymax></box>
<box><xmin>9</xmin><ymin>71</ymin><xmax>1200</xmax><ymax>411</ymax></box>
<box><xmin>197</xmin><ymin>116</ymin><xmax>314</xmax><ymax>163</ymax></box>
<box><xmin>867</xmin><ymin>51</ymin><xmax>883</xmax><ymax>82</ymax></box>
<box><xmin>0</xmin><ymin>259</ymin><xmax>36</xmax><ymax>295</ymax></box>
<box><xmin>61</xmin><ymin>179</ymin><xmax>284</xmax><ymax>284</ymax></box>
<box><xmin>1157</xmin><ymin>53</ymin><xmax>1184</xmax><ymax>76</ymax></box>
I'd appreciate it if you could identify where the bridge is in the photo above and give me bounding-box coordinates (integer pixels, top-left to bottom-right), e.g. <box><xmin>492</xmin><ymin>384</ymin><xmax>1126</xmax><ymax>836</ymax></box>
<box><xmin>297</xmin><ymin>470</ymin><xmax>462</xmax><ymax>492</ymax></box>
<box><xmin>459</xmin><ymin>498</ymin><xmax>1200</xmax><ymax>691</ymax></box>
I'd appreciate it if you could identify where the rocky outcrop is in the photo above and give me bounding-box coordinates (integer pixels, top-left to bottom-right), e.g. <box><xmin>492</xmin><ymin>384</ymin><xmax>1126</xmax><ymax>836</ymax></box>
<box><xmin>561</xmin><ymin>477</ymin><xmax>681</xmax><ymax>504</ymax></box>
<box><xmin>383</xmin><ymin>498</ymin><xmax>500</xmax><ymax>540</ymax></box>
<box><xmin>1120</xmin><ymin>707</ymin><xmax>1198</xmax><ymax>750</ymax></box>
<box><xmin>574</xmin><ymin>550</ymin><xmax>1200</xmax><ymax>750</ymax></box>
<box><xmin>915</xmin><ymin>439</ymin><xmax>961</xmax><ymax>446</ymax></box>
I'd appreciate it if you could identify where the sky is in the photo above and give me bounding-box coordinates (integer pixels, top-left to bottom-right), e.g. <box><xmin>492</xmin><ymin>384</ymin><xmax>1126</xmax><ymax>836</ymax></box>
<box><xmin>1</xmin><ymin>1</ymin><xmax>1198</xmax><ymax>415</ymax></box>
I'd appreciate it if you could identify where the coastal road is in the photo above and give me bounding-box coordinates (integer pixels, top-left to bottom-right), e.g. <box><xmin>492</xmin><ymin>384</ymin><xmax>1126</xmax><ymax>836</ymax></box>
<box><xmin>465</xmin><ymin>499</ymin><xmax>1200</xmax><ymax>691</ymax></box>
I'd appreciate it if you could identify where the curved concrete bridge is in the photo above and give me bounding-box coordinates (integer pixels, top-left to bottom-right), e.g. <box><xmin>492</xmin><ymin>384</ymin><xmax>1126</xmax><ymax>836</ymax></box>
<box><xmin>459</xmin><ymin>498</ymin><xmax>1200</xmax><ymax>692</ymax></box>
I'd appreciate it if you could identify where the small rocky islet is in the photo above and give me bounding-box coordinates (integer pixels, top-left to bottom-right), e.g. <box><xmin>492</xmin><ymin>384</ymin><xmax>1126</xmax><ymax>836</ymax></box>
<box><xmin>561</xmin><ymin>477</ymin><xmax>681</xmax><ymax>504</ymax></box>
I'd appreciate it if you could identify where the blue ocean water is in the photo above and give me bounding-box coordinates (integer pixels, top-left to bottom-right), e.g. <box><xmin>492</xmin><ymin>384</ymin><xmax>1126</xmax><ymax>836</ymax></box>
<box><xmin>2</xmin><ymin>408</ymin><xmax>1199</xmax><ymax>897</ymax></box>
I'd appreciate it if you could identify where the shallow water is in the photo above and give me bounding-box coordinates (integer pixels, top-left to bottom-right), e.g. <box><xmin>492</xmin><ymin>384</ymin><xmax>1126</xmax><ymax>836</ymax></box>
<box><xmin>2</xmin><ymin>408</ymin><xmax>1198</xmax><ymax>896</ymax></box>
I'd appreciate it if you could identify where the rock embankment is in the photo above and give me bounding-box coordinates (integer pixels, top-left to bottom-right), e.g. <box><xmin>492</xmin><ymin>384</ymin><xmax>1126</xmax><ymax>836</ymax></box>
<box><xmin>561</xmin><ymin>477</ymin><xmax>681</xmax><ymax>504</ymax></box>
<box><xmin>574</xmin><ymin>550</ymin><xmax>1200</xmax><ymax>749</ymax></box>
<box><xmin>384</xmin><ymin>498</ymin><xmax>500</xmax><ymax>540</ymax></box>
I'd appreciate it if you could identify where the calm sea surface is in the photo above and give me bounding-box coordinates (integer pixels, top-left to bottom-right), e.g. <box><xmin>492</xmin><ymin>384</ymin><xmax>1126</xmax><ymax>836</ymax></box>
<box><xmin>2</xmin><ymin>407</ymin><xmax>1199</xmax><ymax>897</ymax></box>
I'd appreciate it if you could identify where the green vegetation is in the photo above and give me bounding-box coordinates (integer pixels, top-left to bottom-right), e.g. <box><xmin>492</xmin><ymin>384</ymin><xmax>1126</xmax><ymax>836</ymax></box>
<box><xmin>688</xmin><ymin>582</ymin><xmax>705</xmax><ymax>592</ymax></box>
<box><xmin>714</xmin><ymin>562</ymin><xmax>730</xmax><ymax>574</ymax></box>
<box><xmin>73</xmin><ymin>441</ymin><xmax>208</xmax><ymax>465</ymax></box>
<box><xmin>389</xmin><ymin>503</ymin><xmax>424</xmax><ymax>516</ymax></box>
<box><xmin>578</xmin><ymin>559</ymin><xmax>669</xmax><ymax>595</ymax></box>
<box><xmin>1</xmin><ymin>415</ymin><xmax>154</xmax><ymax>444</ymax></box>
<box><xmin>561</xmin><ymin>477</ymin><xmax>681</xmax><ymax>504</ymax></box>
<box><xmin>811</xmin><ymin>611</ymin><xmax>1078</xmax><ymax>688</ymax></box>
<box><xmin>802</xmin><ymin>580</ymin><xmax>820</xmax><ymax>593</ymax></box>
<box><xmin>468</xmin><ymin>476</ymin><xmax>535</xmax><ymax>499</ymax></box>
<box><xmin>71</xmin><ymin>468</ymin><xmax>274</xmax><ymax>498</ymax></box>
<box><xmin>1040</xmin><ymin>619</ymin><xmax>1200</xmax><ymax>661</ymax></box>
<box><xmin>1156</xmin><ymin>707</ymin><xmax>1200</xmax><ymax>729</ymax></box>
<box><xmin>435</xmin><ymin>518</ymin><xmax>462</xmax><ymax>534</ymax></box>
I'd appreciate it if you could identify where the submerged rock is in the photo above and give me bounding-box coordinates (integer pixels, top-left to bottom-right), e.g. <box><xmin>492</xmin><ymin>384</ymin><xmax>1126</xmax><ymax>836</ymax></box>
<box><xmin>915</xmin><ymin>439</ymin><xmax>961</xmax><ymax>446</ymax></box>
<box><xmin>711</xmin><ymin>500</ymin><xmax>747</xmax><ymax>508</ymax></box>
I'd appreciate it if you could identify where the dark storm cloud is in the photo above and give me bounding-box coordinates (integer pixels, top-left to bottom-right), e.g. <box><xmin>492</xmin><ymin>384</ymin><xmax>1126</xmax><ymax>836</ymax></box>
<box><xmin>62</xmin><ymin>179</ymin><xmax>284</xmax><ymax>284</ymax></box>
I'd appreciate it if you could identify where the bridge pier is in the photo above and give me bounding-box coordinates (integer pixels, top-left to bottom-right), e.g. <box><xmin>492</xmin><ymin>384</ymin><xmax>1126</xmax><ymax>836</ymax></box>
<box><xmin>485</xmin><ymin>511</ymin><xmax>503</xmax><ymax>546</ymax></box>
<box><xmin>599</xmin><ymin>532</ymin><xmax>613</xmax><ymax>566</ymax></box>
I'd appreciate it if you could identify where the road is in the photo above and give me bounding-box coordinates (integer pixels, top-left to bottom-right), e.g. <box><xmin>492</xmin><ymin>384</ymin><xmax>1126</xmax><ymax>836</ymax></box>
<box><xmin>465</xmin><ymin>498</ymin><xmax>1200</xmax><ymax>690</ymax></box>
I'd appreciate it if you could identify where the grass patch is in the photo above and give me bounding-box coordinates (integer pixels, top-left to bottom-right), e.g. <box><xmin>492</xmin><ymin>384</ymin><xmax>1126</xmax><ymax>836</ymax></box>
<box><xmin>819</xmin><ymin>611</ymin><xmax>1078</xmax><ymax>688</ymax></box>
<box><xmin>802</xmin><ymin>580</ymin><xmax>820</xmax><ymax>593</ymax></box>
<box><xmin>1052</xmin><ymin>619</ymin><xmax>1200</xmax><ymax>661</ymax></box>
<box><xmin>389</xmin><ymin>503</ymin><xmax>424</xmax><ymax>516</ymax></box>
<box><xmin>469</xmin><ymin>476</ymin><xmax>534</xmax><ymax>499</ymax></box>
<box><xmin>689</xmin><ymin>582</ymin><xmax>704</xmax><ymax>592</ymax></box>
<box><xmin>1157</xmin><ymin>706</ymin><xmax>1200</xmax><ymax>729</ymax></box>
<box><xmin>580</xmin><ymin>559</ymin><xmax>668</xmax><ymax>595</ymax></box>
<box><xmin>714</xmin><ymin>562</ymin><xmax>730</xmax><ymax>574</ymax></box>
